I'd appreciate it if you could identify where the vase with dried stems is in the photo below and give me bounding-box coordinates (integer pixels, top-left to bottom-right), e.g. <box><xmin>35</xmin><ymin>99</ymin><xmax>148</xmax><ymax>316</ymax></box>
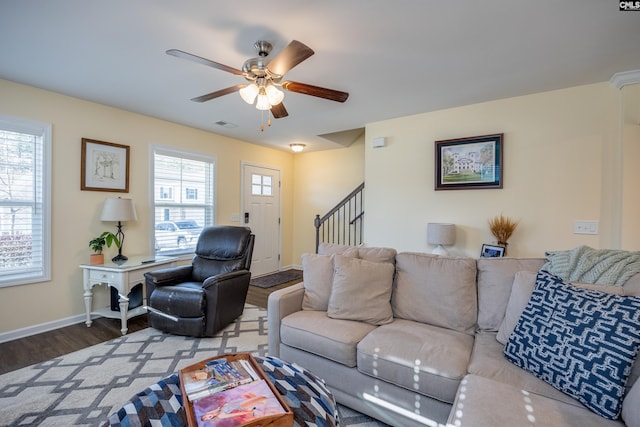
<box><xmin>488</xmin><ymin>214</ymin><xmax>519</xmax><ymax>255</ymax></box>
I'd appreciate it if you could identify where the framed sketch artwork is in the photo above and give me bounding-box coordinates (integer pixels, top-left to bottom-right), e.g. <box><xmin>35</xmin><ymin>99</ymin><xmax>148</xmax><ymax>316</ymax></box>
<box><xmin>81</xmin><ymin>138</ymin><xmax>130</xmax><ymax>192</ymax></box>
<box><xmin>435</xmin><ymin>133</ymin><xmax>503</xmax><ymax>190</ymax></box>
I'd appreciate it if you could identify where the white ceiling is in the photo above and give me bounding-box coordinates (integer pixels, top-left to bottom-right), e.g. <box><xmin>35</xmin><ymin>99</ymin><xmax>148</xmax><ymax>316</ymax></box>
<box><xmin>1</xmin><ymin>1</ymin><xmax>639</xmax><ymax>152</ymax></box>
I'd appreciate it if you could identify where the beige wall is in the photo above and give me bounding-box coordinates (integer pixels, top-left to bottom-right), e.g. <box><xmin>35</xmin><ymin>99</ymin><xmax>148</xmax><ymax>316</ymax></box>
<box><xmin>0</xmin><ymin>79</ymin><xmax>295</xmax><ymax>334</ymax></box>
<box><xmin>621</xmin><ymin>83</ymin><xmax>640</xmax><ymax>250</ymax></box>
<box><xmin>364</xmin><ymin>82</ymin><xmax>638</xmax><ymax>257</ymax></box>
<box><xmin>290</xmin><ymin>136</ymin><xmax>365</xmax><ymax>265</ymax></box>
<box><xmin>2</xmin><ymin>77</ymin><xmax>637</xmax><ymax>337</ymax></box>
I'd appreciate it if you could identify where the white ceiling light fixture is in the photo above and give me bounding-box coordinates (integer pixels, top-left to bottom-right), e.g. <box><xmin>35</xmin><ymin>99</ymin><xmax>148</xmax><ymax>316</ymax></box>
<box><xmin>290</xmin><ymin>143</ymin><xmax>306</xmax><ymax>153</ymax></box>
<box><xmin>238</xmin><ymin>83</ymin><xmax>259</xmax><ymax>104</ymax></box>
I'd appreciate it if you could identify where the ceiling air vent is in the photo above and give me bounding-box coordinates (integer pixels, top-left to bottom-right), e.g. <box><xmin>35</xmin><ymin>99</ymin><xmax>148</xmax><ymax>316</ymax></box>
<box><xmin>213</xmin><ymin>120</ymin><xmax>237</xmax><ymax>129</ymax></box>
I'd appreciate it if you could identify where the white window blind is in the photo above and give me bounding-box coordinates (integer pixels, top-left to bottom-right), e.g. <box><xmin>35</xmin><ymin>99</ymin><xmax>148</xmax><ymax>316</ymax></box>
<box><xmin>0</xmin><ymin>115</ymin><xmax>51</xmax><ymax>287</ymax></box>
<box><xmin>151</xmin><ymin>146</ymin><xmax>215</xmax><ymax>256</ymax></box>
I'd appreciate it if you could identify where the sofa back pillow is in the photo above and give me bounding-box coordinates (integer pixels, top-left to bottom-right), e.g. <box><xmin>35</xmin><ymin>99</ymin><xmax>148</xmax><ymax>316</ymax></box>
<box><xmin>301</xmin><ymin>253</ymin><xmax>335</xmax><ymax>311</ymax></box>
<box><xmin>317</xmin><ymin>242</ymin><xmax>359</xmax><ymax>257</ymax></box>
<box><xmin>327</xmin><ymin>255</ymin><xmax>394</xmax><ymax>325</ymax></box>
<box><xmin>496</xmin><ymin>271</ymin><xmax>625</xmax><ymax>345</ymax></box>
<box><xmin>357</xmin><ymin>246</ymin><xmax>397</xmax><ymax>264</ymax></box>
<box><xmin>476</xmin><ymin>257</ymin><xmax>545</xmax><ymax>332</ymax></box>
<box><xmin>504</xmin><ymin>270</ymin><xmax>640</xmax><ymax>420</ymax></box>
<box><xmin>392</xmin><ymin>252</ymin><xmax>477</xmax><ymax>334</ymax></box>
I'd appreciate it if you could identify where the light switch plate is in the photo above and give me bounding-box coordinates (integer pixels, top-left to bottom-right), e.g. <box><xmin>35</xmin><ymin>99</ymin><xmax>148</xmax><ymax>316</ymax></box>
<box><xmin>573</xmin><ymin>220</ymin><xmax>598</xmax><ymax>235</ymax></box>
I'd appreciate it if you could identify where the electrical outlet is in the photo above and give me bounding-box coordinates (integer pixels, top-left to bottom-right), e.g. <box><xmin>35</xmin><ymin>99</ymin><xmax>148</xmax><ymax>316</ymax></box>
<box><xmin>573</xmin><ymin>220</ymin><xmax>599</xmax><ymax>235</ymax></box>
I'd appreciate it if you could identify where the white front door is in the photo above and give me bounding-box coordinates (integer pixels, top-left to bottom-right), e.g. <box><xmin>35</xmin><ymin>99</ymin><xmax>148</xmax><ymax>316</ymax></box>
<box><xmin>242</xmin><ymin>163</ymin><xmax>281</xmax><ymax>276</ymax></box>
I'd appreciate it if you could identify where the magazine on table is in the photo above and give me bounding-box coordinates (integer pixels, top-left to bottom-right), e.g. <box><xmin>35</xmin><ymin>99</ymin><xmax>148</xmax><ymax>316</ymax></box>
<box><xmin>181</xmin><ymin>358</ymin><xmax>260</xmax><ymax>401</ymax></box>
<box><xmin>192</xmin><ymin>379</ymin><xmax>286</xmax><ymax>427</ymax></box>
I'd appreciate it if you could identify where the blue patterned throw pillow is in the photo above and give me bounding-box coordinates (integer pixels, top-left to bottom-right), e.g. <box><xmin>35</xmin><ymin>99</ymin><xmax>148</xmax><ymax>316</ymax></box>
<box><xmin>504</xmin><ymin>270</ymin><xmax>640</xmax><ymax>420</ymax></box>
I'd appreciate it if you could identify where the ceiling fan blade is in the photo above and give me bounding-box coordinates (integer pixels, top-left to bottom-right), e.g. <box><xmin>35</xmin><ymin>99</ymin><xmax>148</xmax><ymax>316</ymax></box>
<box><xmin>281</xmin><ymin>81</ymin><xmax>349</xmax><ymax>103</ymax></box>
<box><xmin>191</xmin><ymin>85</ymin><xmax>244</xmax><ymax>102</ymax></box>
<box><xmin>270</xmin><ymin>102</ymin><xmax>288</xmax><ymax>119</ymax></box>
<box><xmin>167</xmin><ymin>49</ymin><xmax>244</xmax><ymax>76</ymax></box>
<box><xmin>266</xmin><ymin>40</ymin><xmax>314</xmax><ymax>77</ymax></box>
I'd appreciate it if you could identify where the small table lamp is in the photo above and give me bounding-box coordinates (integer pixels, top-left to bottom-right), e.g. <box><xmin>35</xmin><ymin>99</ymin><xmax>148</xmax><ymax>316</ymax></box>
<box><xmin>101</xmin><ymin>197</ymin><xmax>137</xmax><ymax>262</ymax></box>
<box><xmin>427</xmin><ymin>223</ymin><xmax>455</xmax><ymax>256</ymax></box>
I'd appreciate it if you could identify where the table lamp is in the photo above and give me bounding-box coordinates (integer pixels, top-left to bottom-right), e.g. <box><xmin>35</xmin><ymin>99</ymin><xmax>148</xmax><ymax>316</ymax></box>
<box><xmin>427</xmin><ymin>223</ymin><xmax>455</xmax><ymax>256</ymax></box>
<box><xmin>101</xmin><ymin>197</ymin><xmax>137</xmax><ymax>262</ymax></box>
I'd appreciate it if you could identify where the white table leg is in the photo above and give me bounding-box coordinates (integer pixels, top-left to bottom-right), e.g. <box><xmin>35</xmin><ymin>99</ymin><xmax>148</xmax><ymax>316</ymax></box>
<box><xmin>84</xmin><ymin>288</ymin><xmax>93</xmax><ymax>327</ymax></box>
<box><xmin>119</xmin><ymin>294</ymin><xmax>129</xmax><ymax>335</ymax></box>
<box><xmin>83</xmin><ymin>269</ymin><xmax>93</xmax><ymax>327</ymax></box>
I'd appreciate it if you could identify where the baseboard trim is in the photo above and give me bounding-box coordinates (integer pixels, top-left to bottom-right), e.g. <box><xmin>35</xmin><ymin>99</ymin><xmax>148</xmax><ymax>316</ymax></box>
<box><xmin>0</xmin><ymin>313</ymin><xmax>88</xmax><ymax>344</ymax></box>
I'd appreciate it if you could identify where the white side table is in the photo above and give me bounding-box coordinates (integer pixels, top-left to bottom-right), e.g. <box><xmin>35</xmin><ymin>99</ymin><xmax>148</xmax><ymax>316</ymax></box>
<box><xmin>81</xmin><ymin>256</ymin><xmax>177</xmax><ymax>335</ymax></box>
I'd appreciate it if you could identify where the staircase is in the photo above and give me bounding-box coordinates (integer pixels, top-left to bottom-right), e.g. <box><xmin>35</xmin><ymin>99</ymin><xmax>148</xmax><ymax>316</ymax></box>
<box><xmin>314</xmin><ymin>183</ymin><xmax>364</xmax><ymax>253</ymax></box>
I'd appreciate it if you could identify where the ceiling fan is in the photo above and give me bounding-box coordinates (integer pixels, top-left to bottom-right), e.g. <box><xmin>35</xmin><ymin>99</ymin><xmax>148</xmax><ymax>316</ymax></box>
<box><xmin>167</xmin><ymin>40</ymin><xmax>349</xmax><ymax>124</ymax></box>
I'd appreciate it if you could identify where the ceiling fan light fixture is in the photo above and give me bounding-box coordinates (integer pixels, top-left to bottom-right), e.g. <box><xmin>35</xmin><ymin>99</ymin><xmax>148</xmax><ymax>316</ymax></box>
<box><xmin>265</xmin><ymin>84</ymin><xmax>284</xmax><ymax>105</ymax></box>
<box><xmin>239</xmin><ymin>83</ymin><xmax>259</xmax><ymax>104</ymax></box>
<box><xmin>255</xmin><ymin>89</ymin><xmax>271</xmax><ymax>111</ymax></box>
<box><xmin>290</xmin><ymin>143</ymin><xmax>306</xmax><ymax>153</ymax></box>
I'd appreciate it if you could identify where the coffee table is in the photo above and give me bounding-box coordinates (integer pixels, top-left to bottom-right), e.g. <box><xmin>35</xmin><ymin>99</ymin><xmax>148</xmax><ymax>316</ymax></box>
<box><xmin>104</xmin><ymin>356</ymin><xmax>340</xmax><ymax>427</ymax></box>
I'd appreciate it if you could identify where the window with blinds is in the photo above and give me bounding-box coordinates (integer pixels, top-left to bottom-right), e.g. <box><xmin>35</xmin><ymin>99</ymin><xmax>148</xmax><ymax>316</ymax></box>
<box><xmin>0</xmin><ymin>115</ymin><xmax>51</xmax><ymax>287</ymax></box>
<box><xmin>151</xmin><ymin>146</ymin><xmax>215</xmax><ymax>256</ymax></box>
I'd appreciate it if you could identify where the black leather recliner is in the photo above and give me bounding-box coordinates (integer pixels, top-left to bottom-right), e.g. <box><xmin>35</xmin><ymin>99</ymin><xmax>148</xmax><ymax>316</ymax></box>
<box><xmin>144</xmin><ymin>226</ymin><xmax>255</xmax><ymax>337</ymax></box>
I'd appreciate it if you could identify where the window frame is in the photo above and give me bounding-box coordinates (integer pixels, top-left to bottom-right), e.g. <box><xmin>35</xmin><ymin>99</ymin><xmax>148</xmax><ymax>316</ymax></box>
<box><xmin>149</xmin><ymin>144</ymin><xmax>216</xmax><ymax>258</ymax></box>
<box><xmin>0</xmin><ymin>114</ymin><xmax>52</xmax><ymax>288</ymax></box>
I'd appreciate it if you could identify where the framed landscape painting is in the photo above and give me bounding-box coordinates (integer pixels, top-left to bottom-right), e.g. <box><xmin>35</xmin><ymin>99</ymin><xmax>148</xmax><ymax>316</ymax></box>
<box><xmin>435</xmin><ymin>133</ymin><xmax>503</xmax><ymax>190</ymax></box>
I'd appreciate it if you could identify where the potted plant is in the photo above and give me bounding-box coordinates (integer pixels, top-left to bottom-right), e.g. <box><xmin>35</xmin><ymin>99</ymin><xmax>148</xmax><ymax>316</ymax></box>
<box><xmin>88</xmin><ymin>231</ymin><xmax>121</xmax><ymax>265</ymax></box>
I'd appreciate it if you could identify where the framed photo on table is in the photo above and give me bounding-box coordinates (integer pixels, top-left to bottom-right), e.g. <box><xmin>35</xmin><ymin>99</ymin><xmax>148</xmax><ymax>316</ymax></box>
<box><xmin>81</xmin><ymin>138</ymin><xmax>130</xmax><ymax>192</ymax></box>
<box><xmin>435</xmin><ymin>133</ymin><xmax>503</xmax><ymax>190</ymax></box>
<box><xmin>481</xmin><ymin>244</ymin><xmax>505</xmax><ymax>258</ymax></box>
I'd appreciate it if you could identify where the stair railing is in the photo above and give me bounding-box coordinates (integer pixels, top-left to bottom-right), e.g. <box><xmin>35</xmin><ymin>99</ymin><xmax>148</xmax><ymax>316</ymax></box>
<box><xmin>314</xmin><ymin>183</ymin><xmax>364</xmax><ymax>253</ymax></box>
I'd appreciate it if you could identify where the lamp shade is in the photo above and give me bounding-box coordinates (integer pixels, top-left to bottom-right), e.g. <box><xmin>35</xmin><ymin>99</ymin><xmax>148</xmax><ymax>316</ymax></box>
<box><xmin>427</xmin><ymin>223</ymin><xmax>455</xmax><ymax>246</ymax></box>
<box><xmin>265</xmin><ymin>84</ymin><xmax>284</xmax><ymax>105</ymax></box>
<box><xmin>101</xmin><ymin>197</ymin><xmax>137</xmax><ymax>222</ymax></box>
<box><xmin>239</xmin><ymin>83</ymin><xmax>259</xmax><ymax>104</ymax></box>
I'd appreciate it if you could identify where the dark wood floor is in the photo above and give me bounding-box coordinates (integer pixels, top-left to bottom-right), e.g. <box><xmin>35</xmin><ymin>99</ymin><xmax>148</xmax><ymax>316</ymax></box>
<box><xmin>0</xmin><ymin>276</ymin><xmax>301</xmax><ymax>375</ymax></box>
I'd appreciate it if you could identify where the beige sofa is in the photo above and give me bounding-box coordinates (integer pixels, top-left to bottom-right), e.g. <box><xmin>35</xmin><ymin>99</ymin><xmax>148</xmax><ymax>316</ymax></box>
<box><xmin>267</xmin><ymin>243</ymin><xmax>640</xmax><ymax>426</ymax></box>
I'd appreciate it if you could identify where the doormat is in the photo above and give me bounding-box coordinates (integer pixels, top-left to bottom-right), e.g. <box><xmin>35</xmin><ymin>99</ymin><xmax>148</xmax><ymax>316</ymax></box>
<box><xmin>250</xmin><ymin>269</ymin><xmax>303</xmax><ymax>289</ymax></box>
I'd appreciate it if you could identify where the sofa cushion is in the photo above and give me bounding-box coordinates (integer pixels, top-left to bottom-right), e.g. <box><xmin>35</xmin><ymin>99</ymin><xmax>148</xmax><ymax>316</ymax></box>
<box><xmin>357</xmin><ymin>319</ymin><xmax>474</xmax><ymax>403</ymax></box>
<box><xmin>392</xmin><ymin>253</ymin><xmax>477</xmax><ymax>334</ymax></box>
<box><xmin>447</xmin><ymin>374</ymin><xmax>624</xmax><ymax>427</ymax></box>
<box><xmin>327</xmin><ymin>255</ymin><xmax>394</xmax><ymax>325</ymax></box>
<box><xmin>357</xmin><ymin>246</ymin><xmax>397</xmax><ymax>264</ymax></box>
<box><xmin>495</xmin><ymin>270</ymin><xmax>640</xmax><ymax>393</ymax></box>
<box><xmin>301</xmin><ymin>253</ymin><xmax>334</xmax><ymax>311</ymax></box>
<box><xmin>496</xmin><ymin>271</ymin><xmax>537</xmax><ymax>345</ymax></box>
<box><xmin>623</xmin><ymin>375</ymin><xmax>640</xmax><ymax>426</ymax></box>
<box><xmin>280</xmin><ymin>311</ymin><xmax>377</xmax><ymax>368</ymax></box>
<box><xmin>468</xmin><ymin>331</ymin><xmax>581</xmax><ymax>407</ymax></box>
<box><xmin>496</xmin><ymin>271</ymin><xmax>626</xmax><ymax>345</ymax></box>
<box><xmin>476</xmin><ymin>257</ymin><xmax>546</xmax><ymax>332</ymax></box>
<box><xmin>504</xmin><ymin>270</ymin><xmax>640</xmax><ymax>420</ymax></box>
<box><xmin>317</xmin><ymin>242</ymin><xmax>359</xmax><ymax>257</ymax></box>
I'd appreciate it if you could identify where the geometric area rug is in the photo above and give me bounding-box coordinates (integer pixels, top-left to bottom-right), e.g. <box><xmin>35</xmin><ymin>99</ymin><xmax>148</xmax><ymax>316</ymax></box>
<box><xmin>0</xmin><ymin>304</ymin><xmax>387</xmax><ymax>427</ymax></box>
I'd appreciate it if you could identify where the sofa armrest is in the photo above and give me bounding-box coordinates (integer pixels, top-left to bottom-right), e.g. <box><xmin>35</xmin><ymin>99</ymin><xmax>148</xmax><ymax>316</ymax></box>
<box><xmin>267</xmin><ymin>282</ymin><xmax>305</xmax><ymax>357</ymax></box>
